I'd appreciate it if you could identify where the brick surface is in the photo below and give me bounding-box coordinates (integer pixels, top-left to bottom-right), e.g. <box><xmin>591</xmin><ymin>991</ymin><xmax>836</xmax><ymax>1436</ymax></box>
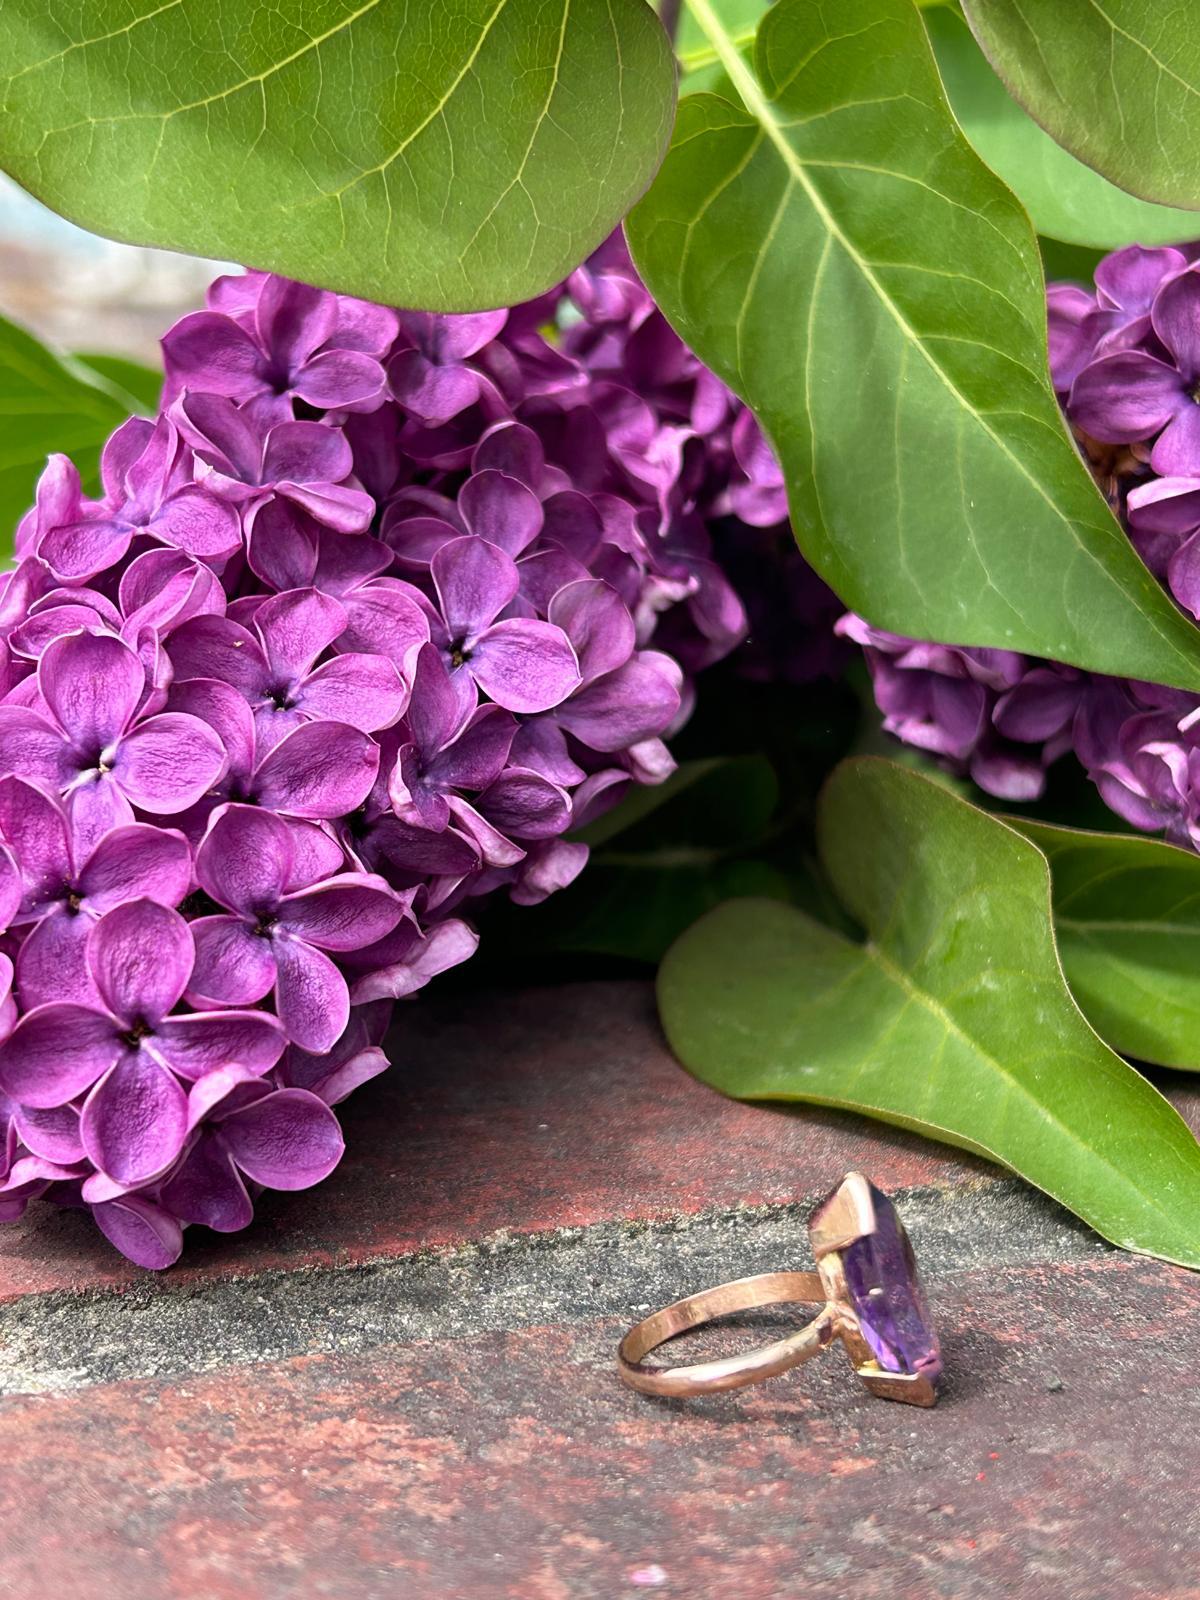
<box><xmin>1</xmin><ymin>1255</ymin><xmax>1198</xmax><ymax>1600</ymax></box>
<box><xmin>1</xmin><ymin>980</ymin><xmax>1198</xmax><ymax>1599</ymax></box>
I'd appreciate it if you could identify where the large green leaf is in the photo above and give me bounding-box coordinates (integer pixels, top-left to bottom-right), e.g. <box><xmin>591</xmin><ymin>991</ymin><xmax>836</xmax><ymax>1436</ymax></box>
<box><xmin>627</xmin><ymin>0</ymin><xmax>1200</xmax><ymax>691</ymax></box>
<box><xmin>1014</xmin><ymin>818</ymin><xmax>1200</xmax><ymax>1072</ymax></box>
<box><xmin>928</xmin><ymin>6</ymin><xmax>1198</xmax><ymax>248</ymax></box>
<box><xmin>658</xmin><ymin>758</ymin><xmax>1200</xmax><ymax>1266</ymax></box>
<box><xmin>0</xmin><ymin>314</ymin><xmax>153</xmax><ymax>551</ymax></box>
<box><xmin>0</xmin><ymin>0</ymin><xmax>675</xmax><ymax>312</ymax></box>
<box><xmin>963</xmin><ymin>0</ymin><xmax>1200</xmax><ymax>212</ymax></box>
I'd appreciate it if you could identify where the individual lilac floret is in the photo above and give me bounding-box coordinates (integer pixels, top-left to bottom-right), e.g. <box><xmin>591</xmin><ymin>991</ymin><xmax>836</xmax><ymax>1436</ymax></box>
<box><xmin>38</xmin><ymin>416</ymin><xmax>241</xmax><ymax>581</ymax></box>
<box><xmin>0</xmin><ymin>898</ymin><xmax>284</xmax><ymax>1185</ymax></box>
<box><xmin>188</xmin><ymin>806</ymin><xmax>404</xmax><ymax>1053</ymax></box>
<box><xmin>174</xmin><ymin>393</ymin><xmax>375</xmax><ymax>533</ymax></box>
<box><xmin>0</xmin><ymin>629</ymin><xmax>225</xmax><ymax>854</ymax></box>
<box><xmin>167</xmin><ymin>586</ymin><xmax>408</xmax><ymax>745</ymax></box>
<box><xmin>0</xmin><ymin>232</ymin><xmax>832</xmax><ymax>1267</ymax></box>
<box><xmin>0</xmin><ymin>776</ymin><xmax>192</xmax><ymax>1007</ymax></box>
<box><xmin>1070</xmin><ymin>272</ymin><xmax>1200</xmax><ymax>474</ymax></box>
<box><xmin>160</xmin><ymin>1065</ymin><xmax>345</xmax><ymax>1235</ymax></box>
<box><xmin>164</xmin><ymin>275</ymin><xmax>397</xmax><ymax>416</ymax></box>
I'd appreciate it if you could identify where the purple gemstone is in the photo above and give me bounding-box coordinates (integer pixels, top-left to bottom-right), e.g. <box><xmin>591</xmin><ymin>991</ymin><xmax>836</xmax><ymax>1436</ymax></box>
<box><xmin>839</xmin><ymin>1182</ymin><xmax>942</xmax><ymax>1382</ymax></box>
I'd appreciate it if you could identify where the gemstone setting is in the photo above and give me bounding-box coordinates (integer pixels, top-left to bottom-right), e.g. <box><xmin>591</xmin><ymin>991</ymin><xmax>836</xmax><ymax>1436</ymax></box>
<box><xmin>810</xmin><ymin>1174</ymin><xmax>942</xmax><ymax>1388</ymax></box>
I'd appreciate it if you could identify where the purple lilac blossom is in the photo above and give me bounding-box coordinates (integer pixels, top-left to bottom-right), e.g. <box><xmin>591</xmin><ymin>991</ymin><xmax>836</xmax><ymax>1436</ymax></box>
<box><xmin>844</xmin><ymin>242</ymin><xmax>1200</xmax><ymax>851</ymax></box>
<box><xmin>0</xmin><ymin>238</ymin><xmax>823</xmax><ymax>1267</ymax></box>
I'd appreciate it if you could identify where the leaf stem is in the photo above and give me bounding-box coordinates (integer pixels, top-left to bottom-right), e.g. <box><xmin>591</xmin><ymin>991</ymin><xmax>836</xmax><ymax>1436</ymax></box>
<box><xmin>684</xmin><ymin>0</ymin><xmax>763</xmax><ymax>104</ymax></box>
<box><xmin>676</xmin><ymin>28</ymin><xmax>758</xmax><ymax>75</ymax></box>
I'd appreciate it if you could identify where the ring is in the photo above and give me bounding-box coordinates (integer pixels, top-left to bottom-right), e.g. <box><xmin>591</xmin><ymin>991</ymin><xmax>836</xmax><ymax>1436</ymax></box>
<box><xmin>617</xmin><ymin>1173</ymin><xmax>942</xmax><ymax>1408</ymax></box>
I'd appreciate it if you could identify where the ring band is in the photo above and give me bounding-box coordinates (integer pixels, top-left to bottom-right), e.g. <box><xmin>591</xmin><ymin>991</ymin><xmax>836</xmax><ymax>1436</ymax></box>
<box><xmin>616</xmin><ymin>1174</ymin><xmax>943</xmax><ymax>1408</ymax></box>
<box><xmin>618</xmin><ymin>1270</ymin><xmax>837</xmax><ymax>1397</ymax></box>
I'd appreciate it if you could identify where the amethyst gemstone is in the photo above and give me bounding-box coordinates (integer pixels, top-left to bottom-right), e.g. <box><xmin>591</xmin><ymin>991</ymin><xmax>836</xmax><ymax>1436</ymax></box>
<box><xmin>840</xmin><ymin>1182</ymin><xmax>942</xmax><ymax>1382</ymax></box>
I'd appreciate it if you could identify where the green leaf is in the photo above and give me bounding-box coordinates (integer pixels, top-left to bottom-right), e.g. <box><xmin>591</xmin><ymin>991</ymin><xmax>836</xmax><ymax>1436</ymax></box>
<box><xmin>658</xmin><ymin>758</ymin><xmax>1200</xmax><ymax>1266</ymax></box>
<box><xmin>71</xmin><ymin>352</ymin><xmax>162</xmax><ymax>417</ymax></box>
<box><xmin>1013</xmin><ymin>819</ymin><xmax>1200</xmax><ymax>1072</ymax></box>
<box><xmin>0</xmin><ymin>0</ymin><xmax>676</xmax><ymax>312</ymax></box>
<box><xmin>0</xmin><ymin>313</ymin><xmax>145</xmax><ymax>551</ymax></box>
<box><xmin>627</xmin><ymin>0</ymin><xmax>1200</xmax><ymax>692</ymax></box>
<box><xmin>928</xmin><ymin>6</ymin><xmax>1199</xmax><ymax>248</ymax></box>
<box><xmin>963</xmin><ymin>0</ymin><xmax>1200</xmax><ymax>212</ymax></box>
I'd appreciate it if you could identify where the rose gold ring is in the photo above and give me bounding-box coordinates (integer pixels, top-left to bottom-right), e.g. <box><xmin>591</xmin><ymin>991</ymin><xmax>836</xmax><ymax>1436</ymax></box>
<box><xmin>617</xmin><ymin>1173</ymin><xmax>942</xmax><ymax>1408</ymax></box>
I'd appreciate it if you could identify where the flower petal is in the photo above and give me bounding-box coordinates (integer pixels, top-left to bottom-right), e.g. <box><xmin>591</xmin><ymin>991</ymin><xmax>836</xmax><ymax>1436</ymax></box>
<box><xmin>280</xmin><ymin>480</ymin><xmax>375</xmax><ymax>534</ymax></box>
<box><xmin>160</xmin><ymin>1135</ymin><xmax>254</xmax><ymax>1232</ymax></box>
<box><xmin>153</xmin><ymin>1009</ymin><xmax>285</xmax><ymax>1081</ymax></box>
<box><xmin>432</xmin><ymin>535</ymin><xmax>518</xmax><ymax>639</ymax></box>
<box><xmin>298</xmin><ymin>653</ymin><xmax>408</xmax><ymax>731</ymax></box>
<box><xmin>150</xmin><ymin>486</ymin><xmax>241</xmax><ymax>559</ymax></box>
<box><xmin>196</xmin><ymin>804</ymin><xmax>293</xmax><ymax>913</ymax></box>
<box><xmin>337</xmin><ymin>580</ymin><xmax>432</xmax><ymax>661</ymax></box>
<box><xmin>68</xmin><ymin>777</ymin><xmax>135</xmax><ymax>860</ymax></box>
<box><xmin>469</xmin><ymin>619</ymin><xmax>581</xmax><ymax>713</ymax></box>
<box><xmin>459</xmin><ymin>470</ymin><xmax>543</xmax><ymax>555</ymax></box>
<box><xmin>274</xmin><ymin>937</ymin><xmax>350</xmax><ymax>1053</ymax></box>
<box><xmin>263</xmin><ymin>420</ymin><xmax>353</xmax><ymax>486</ymax></box>
<box><xmin>477</xmin><ymin>767</ymin><xmax>572</xmax><ymax>839</ymax></box>
<box><xmin>294</xmin><ymin>348</ymin><xmax>386</xmax><ymax>410</ymax></box>
<box><xmin>187</xmin><ymin>914</ymin><xmax>278</xmax><ymax>1005</ymax></box>
<box><xmin>92</xmin><ymin>1194</ymin><xmax>183</xmax><ymax>1269</ymax></box>
<box><xmin>167</xmin><ymin>676</ymin><xmax>256</xmax><ymax>780</ymax></box>
<box><xmin>1068</xmin><ymin>351</ymin><xmax>1183</xmax><ymax>441</ymax></box>
<box><xmin>113</xmin><ymin>712</ymin><xmax>227</xmax><ymax>813</ymax></box>
<box><xmin>0</xmin><ymin>1002</ymin><xmax>119</xmax><ymax>1107</ymax></box>
<box><xmin>16</xmin><ymin>907</ymin><xmax>97</xmax><ymax>1009</ymax></box>
<box><xmin>349</xmin><ymin>918</ymin><xmax>479</xmax><ymax>1003</ymax></box>
<box><xmin>1151</xmin><ymin>267</ymin><xmax>1200</xmax><ymax>373</ymax></box>
<box><xmin>548</xmin><ymin>578</ymin><xmax>636</xmax><ymax>681</ymax></box>
<box><xmin>81</xmin><ymin>1053</ymin><xmax>189</xmax><ymax>1185</ymax></box>
<box><xmin>39</xmin><ymin>629</ymin><xmax>142</xmax><ymax>750</ymax></box>
<box><xmin>220</xmin><ymin>1087</ymin><xmax>345</xmax><ymax>1189</ymax></box>
<box><xmin>245</xmin><ymin>496</ymin><xmax>319</xmax><ymax>590</ymax></box>
<box><xmin>39</xmin><ymin>518</ymin><xmax>133</xmax><ymax>582</ymax></box>
<box><xmin>254</xmin><ymin>719</ymin><xmax>379</xmax><ymax>817</ymax></box>
<box><xmin>255</xmin><ymin>587</ymin><xmax>347</xmax><ymax>680</ymax></box>
<box><xmin>426</xmin><ymin>703</ymin><xmax>515</xmax><ymax>790</ymax></box>
<box><xmin>162</xmin><ymin>310</ymin><xmax>266</xmax><ymax>398</ymax></box>
<box><xmin>89</xmin><ymin>898</ymin><xmax>194</xmax><ymax>1024</ymax></box>
<box><xmin>278</xmin><ymin>875</ymin><xmax>403</xmax><ymax>951</ymax></box>
<box><xmin>0</xmin><ymin>708</ymin><xmax>73</xmax><ymax>792</ymax></box>
<box><xmin>14</xmin><ymin>1101</ymin><xmax>85</xmax><ymax>1165</ymax></box>
<box><xmin>167</xmin><ymin>614</ymin><xmax>268</xmax><ymax>697</ymax></box>
<box><xmin>80</xmin><ymin>823</ymin><xmax>192</xmax><ymax>911</ymax></box>
<box><xmin>556</xmin><ymin>651</ymin><xmax>681</xmax><ymax>750</ymax></box>
<box><xmin>1151</xmin><ymin>403</ymin><xmax>1200</xmax><ymax>477</ymax></box>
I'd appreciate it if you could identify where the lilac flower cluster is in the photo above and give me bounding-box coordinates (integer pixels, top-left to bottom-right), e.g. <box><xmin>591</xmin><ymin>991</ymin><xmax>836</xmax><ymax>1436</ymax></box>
<box><xmin>846</xmin><ymin>244</ymin><xmax>1200</xmax><ymax>847</ymax></box>
<box><xmin>0</xmin><ymin>247</ymin><xmax>788</xmax><ymax>1266</ymax></box>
